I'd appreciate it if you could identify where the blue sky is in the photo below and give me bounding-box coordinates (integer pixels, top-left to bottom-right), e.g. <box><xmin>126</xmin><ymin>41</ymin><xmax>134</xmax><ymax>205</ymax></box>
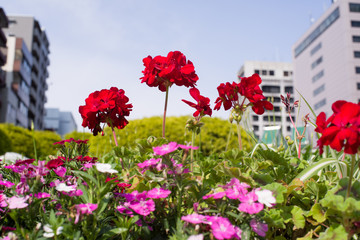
<box><xmin>1</xmin><ymin>0</ymin><xmax>332</xmax><ymax>131</ymax></box>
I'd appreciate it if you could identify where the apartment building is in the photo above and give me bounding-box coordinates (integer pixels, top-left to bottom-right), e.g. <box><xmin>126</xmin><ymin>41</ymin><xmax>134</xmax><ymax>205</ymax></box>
<box><xmin>238</xmin><ymin>61</ymin><xmax>294</xmax><ymax>141</ymax></box>
<box><xmin>0</xmin><ymin>8</ymin><xmax>8</xmax><ymax>98</ymax></box>
<box><xmin>3</xmin><ymin>16</ymin><xmax>50</xmax><ymax>130</ymax></box>
<box><xmin>293</xmin><ymin>0</ymin><xmax>360</xmax><ymax>118</ymax></box>
<box><xmin>0</xmin><ymin>36</ymin><xmax>32</xmax><ymax>128</ymax></box>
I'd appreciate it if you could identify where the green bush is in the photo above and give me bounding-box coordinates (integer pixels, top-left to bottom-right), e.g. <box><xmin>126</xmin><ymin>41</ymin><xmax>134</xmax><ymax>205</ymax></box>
<box><xmin>33</xmin><ymin>130</ymin><xmax>62</xmax><ymax>159</ymax></box>
<box><xmin>0</xmin><ymin>127</ymin><xmax>12</xmax><ymax>155</ymax></box>
<box><xmin>79</xmin><ymin>116</ymin><xmax>254</xmax><ymax>157</ymax></box>
<box><xmin>0</xmin><ymin>124</ymin><xmax>34</xmax><ymax>158</ymax></box>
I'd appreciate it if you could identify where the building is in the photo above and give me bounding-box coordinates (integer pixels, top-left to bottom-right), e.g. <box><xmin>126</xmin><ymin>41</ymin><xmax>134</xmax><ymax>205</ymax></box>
<box><xmin>0</xmin><ymin>36</ymin><xmax>32</xmax><ymax>128</ymax></box>
<box><xmin>3</xmin><ymin>16</ymin><xmax>50</xmax><ymax>130</ymax></box>
<box><xmin>292</xmin><ymin>0</ymin><xmax>360</xmax><ymax>119</ymax></box>
<box><xmin>238</xmin><ymin>61</ymin><xmax>294</xmax><ymax>141</ymax></box>
<box><xmin>44</xmin><ymin>108</ymin><xmax>77</xmax><ymax>137</ymax></box>
<box><xmin>0</xmin><ymin>8</ymin><xmax>8</xmax><ymax>99</ymax></box>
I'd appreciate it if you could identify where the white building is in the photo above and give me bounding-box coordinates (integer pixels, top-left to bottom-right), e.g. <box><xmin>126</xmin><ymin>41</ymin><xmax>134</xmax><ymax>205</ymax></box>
<box><xmin>44</xmin><ymin>108</ymin><xmax>77</xmax><ymax>137</ymax></box>
<box><xmin>238</xmin><ymin>61</ymin><xmax>294</xmax><ymax>141</ymax></box>
<box><xmin>293</xmin><ymin>0</ymin><xmax>360</xmax><ymax>119</ymax></box>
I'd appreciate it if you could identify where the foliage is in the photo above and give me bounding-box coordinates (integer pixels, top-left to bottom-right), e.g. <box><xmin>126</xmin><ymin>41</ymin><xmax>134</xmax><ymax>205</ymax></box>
<box><xmin>33</xmin><ymin>130</ymin><xmax>62</xmax><ymax>159</ymax></box>
<box><xmin>0</xmin><ymin>124</ymin><xmax>34</xmax><ymax>158</ymax></box>
<box><xmin>0</xmin><ymin>127</ymin><xmax>12</xmax><ymax>155</ymax></box>
<box><xmin>84</xmin><ymin>116</ymin><xmax>252</xmax><ymax>157</ymax></box>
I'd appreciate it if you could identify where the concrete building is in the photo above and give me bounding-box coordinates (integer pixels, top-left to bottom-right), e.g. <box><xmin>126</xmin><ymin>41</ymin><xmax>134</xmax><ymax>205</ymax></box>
<box><xmin>0</xmin><ymin>36</ymin><xmax>32</xmax><ymax>128</ymax></box>
<box><xmin>238</xmin><ymin>61</ymin><xmax>294</xmax><ymax>141</ymax></box>
<box><xmin>44</xmin><ymin>108</ymin><xmax>77</xmax><ymax>137</ymax></box>
<box><xmin>3</xmin><ymin>16</ymin><xmax>50</xmax><ymax>130</ymax></box>
<box><xmin>0</xmin><ymin>8</ymin><xmax>8</xmax><ymax>101</ymax></box>
<box><xmin>293</xmin><ymin>0</ymin><xmax>360</xmax><ymax>119</ymax></box>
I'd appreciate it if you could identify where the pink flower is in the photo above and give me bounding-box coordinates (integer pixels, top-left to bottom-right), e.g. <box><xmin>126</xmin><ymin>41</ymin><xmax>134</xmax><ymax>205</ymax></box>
<box><xmin>129</xmin><ymin>199</ymin><xmax>155</xmax><ymax>216</ymax></box>
<box><xmin>7</xmin><ymin>196</ymin><xmax>28</xmax><ymax>209</ymax></box>
<box><xmin>203</xmin><ymin>192</ymin><xmax>226</xmax><ymax>200</ymax></box>
<box><xmin>74</xmin><ymin>203</ymin><xmax>98</xmax><ymax>224</ymax></box>
<box><xmin>153</xmin><ymin>142</ymin><xmax>179</xmax><ymax>155</ymax></box>
<box><xmin>147</xmin><ymin>188</ymin><xmax>171</xmax><ymax>199</ymax></box>
<box><xmin>116</xmin><ymin>202</ymin><xmax>134</xmax><ymax>216</ymax></box>
<box><xmin>250</xmin><ymin>219</ymin><xmax>268</xmax><ymax>237</ymax></box>
<box><xmin>53</xmin><ymin>166</ymin><xmax>67</xmax><ymax>178</ymax></box>
<box><xmin>238</xmin><ymin>191</ymin><xmax>264</xmax><ymax>214</ymax></box>
<box><xmin>178</xmin><ymin>144</ymin><xmax>199</xmax><ymax>150</ymax></box>
<box><xmin>33</xmin><ymin>192</ymin><xmax>51</xmax><ymax>199</ymax></box>
<box><xmin>206</xmin><ymin>216</ymin><xmax>236</xmax><ymax>240</ymax></box>
<box><xmin>181</xmin><ymin>213</ymin><xmax>207</xmax><ymax>224</ymax></box>
<box><xmin>0</xmin><ymin>180</ymin><xmax>14</xmax><ymax>188</ymax></box>
<box><xmin>0</xmin><ymin>194</ymin><xmax>8</xmax><ymax>208</ymax></box>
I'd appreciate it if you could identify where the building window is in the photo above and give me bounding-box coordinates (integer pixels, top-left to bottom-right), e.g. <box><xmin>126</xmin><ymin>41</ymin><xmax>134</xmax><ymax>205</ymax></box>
<box><xmin>310</xmin><ymin>42</ymin><xmax>322</xmax><ymax>55</ymax></box>
<box><xmin>263</xmin><ymin>116</ymin><xmax>281</xmax><ymax>121</ymax></box>
<box><xmin>285</xmin><ymin>86</ymin><xmax>293</xmax><ymax>94</ymax></box>
<box><xmin>350</xmin><ymin>3</ymin><xmax>360</xmax><ymax>12</ymax></box>
<box><xmin>312</xmin><ymin>70</ymin><xmax>324</xmax><ymax>83</ymax></box>
<box><xmin>356</xmin><ymin>67</ymin><xmax>360</xmax><ymax>74</ymax></box>
<box><xmin>313</xmin><ymin>84</ymin><xmax>325</xmax><ymax>96</ymax></box>
<box><xmin>357</xmin><ymin>83</ymin><xmax>360</xmax><ymax>89</ymax></box>
<box><xmin>355</xmin><ymin>51</ymin><xmax>360</xmax><ymax>58</ymax></box>
<box><xmin>262</xmin><ymin>85</ymin><xmax>280</xmax><ymax>93</ymax></box>
<box><xmin>273</xmin><ymin>97</ymin><xmax>281</xmax><ymax>102</ymax></box>
<box><xmin>254</xmin><ymin>69</ymin><xmax>260</xmax><ymax>74</ymax></box>
<box><xmin>283</xmin><ymin>71</ymin><xmax>289</xmax><ymax>77</ymax></box>
<box><xmin>252</xmin><ymin>115</ymin><xmax>259</xmax><ymax>121</ymax></box>
<box><xmin>269</xmin><ymin>70</ymin><xmax>275</xmax><ymax>76</ymax></box>
<box><xmin>274</xmin><ymin>106</ymin><xmax>281</xmax><ymax>112</ymax></box>
<box><xmin>294</xmin><ymin>7</ymin><xmax>339</xmax><ymax>57</ymax></box>
<box><xmin>253</xmin><ymin>125</ymin><xmax>259</xmax><ymax>131</ymax></box>
<box><xmin>261</xmin><ymin>70</ymin><xmax>267</xmax><ymax>75</ymax></box>
<box><xmin>351</xmin><ymin>20</ymin><xmax>360</xmax><ymax>27</ymax></box>
<box><xmin>287</xmin><ymin>126</ymin><xmax>291</xmax><ymax>132</ymax></box>
<box><xmin>353</xmin><ymin>36</ymin><xmax>360</xmax><ymax>42</ymax></box>
<box><xmin>314</xmin><ymin>98</ymin><xmax>326</xmax><ymax>110</ymax></box>
<box><xmin>311</xmin><ymin>56</ymin><xmax>323</xmax><ymax>69</ymax></box>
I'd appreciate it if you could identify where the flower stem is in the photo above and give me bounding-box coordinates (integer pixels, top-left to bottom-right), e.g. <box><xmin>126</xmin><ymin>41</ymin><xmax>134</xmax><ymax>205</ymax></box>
<box><xmin>191</xmin><ymin>130</ymin><xmax>196</xmax><ymax>171</ymax></box>
<box><xmin>346</xmin><ymin>154</ymin><xmax>356</xmax><ymax>198</ymax></box>
<box><xmin>163</xmin><ymin>86</ymin><xmax>170</xmax><ymax>138</ymax></box>
<box><xmin>236</xmin><ymin>123</ymin><xmax>243</xmax><ymax>150</ymax></box>
<box><xmin>288</xmin><ymin>113</ymin><xmax>301</xmax><ymax>158</ymax></box>
<box><xmin>112</xmin><ymin>128</ymin><xmax>118</xmax><ymax>147</ymax></box>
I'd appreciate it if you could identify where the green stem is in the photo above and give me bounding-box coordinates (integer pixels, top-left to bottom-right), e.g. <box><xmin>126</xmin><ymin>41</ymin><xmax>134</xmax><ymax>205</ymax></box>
<box><xmin>162</xmin><ymin>86</ymin><xmax>170</xmax><ymax>138</ymax></box>
<box><xmin>236</xmin><ymin>123</ymin><xmax>243</xmax><ymax>150</ymax></box>
<box><xmin>346</xmin><ymin>154</ymin><xmax>356</xmax><ymax>198</ymax></box>
<box><xmin>191</xmin><ymin>130</ymin><xmax>195</xmax><ymax>171</ymax></box>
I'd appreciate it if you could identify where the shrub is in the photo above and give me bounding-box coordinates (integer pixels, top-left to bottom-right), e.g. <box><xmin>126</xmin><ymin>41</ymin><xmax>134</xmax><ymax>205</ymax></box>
<box><xmin>0</xmin><ymin>127</ymin><xmax>12</xmax><ymax>155</ymax></box>
<box><xmin>0</xmin><ymin>124</ymin><xmax>33</xmax><ymax>158</ymax></box>
<box><xmin>33</xmin><ymin>130</ymin><xmax>62</xmax><ymax>159</ymax></box>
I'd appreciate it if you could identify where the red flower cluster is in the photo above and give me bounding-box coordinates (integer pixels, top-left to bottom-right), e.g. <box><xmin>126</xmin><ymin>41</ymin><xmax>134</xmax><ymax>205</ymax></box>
<box><xmin>214</xmin><ymin>74</ymin><xmax>273</xmax><ymax>115</ymax></box>
<box><xmin>182</xmin><ymin>88</ymin><xmax>212</xmax><ymax>117</ymax></box>
<box><xmin>140</xmin><ymin>51</ymin><xmax>199</xmax><ymax>92</ymax></box>
<box><xmin>315</xmin><ymin>100</ymin><xmax>360</xmax><ymax>154</ymax></box>
<box><xmin>79</xmin><ymin>87</ymin><xmax>133</xmax><ymax>136</ymax></box>
<box><xmin>53</xmin><ymin>138</ymin><xmax>88</xmax><ymax>145</ymax></box>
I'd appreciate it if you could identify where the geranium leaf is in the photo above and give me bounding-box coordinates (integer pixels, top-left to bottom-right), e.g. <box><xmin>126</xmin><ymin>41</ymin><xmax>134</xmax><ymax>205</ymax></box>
<box><xmin>291</xmin><ymin>206</ymin><xmax>305</xmax><ymax>229</ymax></box>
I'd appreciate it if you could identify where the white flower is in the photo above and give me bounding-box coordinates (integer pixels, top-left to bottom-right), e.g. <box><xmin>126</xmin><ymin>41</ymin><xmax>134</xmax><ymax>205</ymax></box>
<box><xmin>55</xmin><ymin>183</ymin><xmax>76</xmax><ymax>192</ymax></box>
<box><xmin>188</xmin><ymin>234</ymin><xmax>204</xmax><ymax>240</ymax></box>
<box><xmin>255</xmin><ymin>189</ymin><xmax>276</xmax><ymax>207</ymax></box>
<box><xmin>95</xmin><ymin>163</ymin><xmax>118</xmax><ymax>174</ymax></box>
<box><xmin>43</xmin><ymin>224</ymin><xmax>63</xmax><ymax>238</ymax></box>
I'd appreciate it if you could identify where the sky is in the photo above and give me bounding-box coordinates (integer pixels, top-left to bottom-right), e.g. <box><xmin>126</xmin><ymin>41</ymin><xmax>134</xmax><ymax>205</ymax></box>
<box><xmin>1</xmin><ymin>0</ymin><xmax>333</xmax><ymax>131</ymax></box>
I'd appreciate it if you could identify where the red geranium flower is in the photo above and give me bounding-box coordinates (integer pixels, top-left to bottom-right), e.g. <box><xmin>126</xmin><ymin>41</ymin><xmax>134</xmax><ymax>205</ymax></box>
<box><xmin>214</xmin><ymin>82</ymin><xmax>239</xmax><ymax>111</ymax></box>
<box><xmin>140</xmin><ymin>51</ymin><xmax>198</xmax><ymax>92</ymax></box>
<box><xmin>182</xmin><ymin>88</ymin><xmax>212</xmax><ymax>117</ymax></box>
<box><xmin>79</xmin><ymin>87</ymin><xmax>133</xmax><ymax>136</ymax></box>
<box><xmin>315</xmin><ymin>100</ymin><xmax>360</xmax><ymax>154</ymax></box>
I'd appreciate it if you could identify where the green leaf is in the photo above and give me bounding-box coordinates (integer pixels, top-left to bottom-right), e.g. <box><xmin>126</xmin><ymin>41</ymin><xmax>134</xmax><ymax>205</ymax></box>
<box><xmin>317</xmin><ymin>225</ymin><xmax>348</xmax><ymax>240</ymax></box>
<box><xmin>292</xmin><ymin>158</ymin><xmax>346</xmax><ymax>183</ymax></box>
<box><xmin>102</xmin><ymin>227</ymin><xmax>128</xmax><ymax>238</ymax></box>
<box><xmin>72</xmin><ymin>170</ymin><xmax>99</xmax><ymax>186</ymax></box>
<box><xmin>291</xmin><ymin>206</ymin><xmax>305</xmax><ymax>229</ymax></box>
<box><xmin>307</xmin><ymin>203</ymin><xmax>326</xmax><ymax>223</ymax></box>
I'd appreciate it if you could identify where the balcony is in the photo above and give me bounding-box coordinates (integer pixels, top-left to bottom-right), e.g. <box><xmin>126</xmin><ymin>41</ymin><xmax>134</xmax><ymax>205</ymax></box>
<box><xmin>16</xmin><ymin>108</ymin><xmax>28</xmax><ymax>128</ymax></box>
<box><xmin>30</xmin><ymin>87</ymin><xmax>37</xmax><ymax>100</ymax></box>
<box><xmin>28</xmin><ymin>102</ymin><xmax>36</xmax><ymax>116</ymax></box>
